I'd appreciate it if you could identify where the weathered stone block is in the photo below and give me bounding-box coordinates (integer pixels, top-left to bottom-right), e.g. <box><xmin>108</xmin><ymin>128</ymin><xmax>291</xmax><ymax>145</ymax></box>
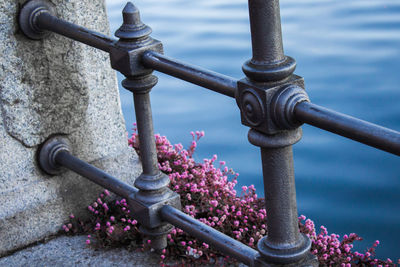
<box><xmin>0</xmin><ymin>0</ymin><xmax>141</xmax><ymax>256</ymax></box>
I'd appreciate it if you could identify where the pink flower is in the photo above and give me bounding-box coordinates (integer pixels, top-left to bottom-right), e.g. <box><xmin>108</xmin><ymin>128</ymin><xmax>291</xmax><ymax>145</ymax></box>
<box><xmin>116</xmin><ymin>129</ymin><xmax>396</xmax><ymax>266</ymax></box>
<box><xmin>210</xmin><ymin>200</ymin><xmax>218</xmax><ymax>207</ymax></box>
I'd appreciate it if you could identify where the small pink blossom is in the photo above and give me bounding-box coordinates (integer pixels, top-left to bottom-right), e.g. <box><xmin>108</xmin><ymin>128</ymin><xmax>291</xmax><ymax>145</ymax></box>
<box><xmin>210</xmin><ymin>200</ymin><xmax>218</xmax><ymax>207</ymax></box>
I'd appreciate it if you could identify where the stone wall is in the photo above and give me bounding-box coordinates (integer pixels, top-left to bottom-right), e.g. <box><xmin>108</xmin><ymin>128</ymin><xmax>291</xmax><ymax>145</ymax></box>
<box><xmin>0</xmin><ymin>0</ymin><xmax>141</xmax><ymax>255</ymax></box>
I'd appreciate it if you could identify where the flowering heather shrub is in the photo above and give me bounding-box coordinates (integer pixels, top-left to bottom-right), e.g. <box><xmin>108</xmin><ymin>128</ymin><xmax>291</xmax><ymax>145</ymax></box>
<box><xmin>299</xmin><ymin>216</ymin><xmax>397</xmax><ymax>266</ymax></box>
<box><xmin>64</xmin><ymin>127</ymin><xmax>398</xmax><ymax>266</ymax></box>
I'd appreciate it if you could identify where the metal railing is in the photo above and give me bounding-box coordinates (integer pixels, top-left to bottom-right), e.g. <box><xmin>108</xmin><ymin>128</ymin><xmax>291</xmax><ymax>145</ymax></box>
<box><xmin>19</xmin><ymin>0</ymin><xmax>400</xmax><ymax>266</ymax></box>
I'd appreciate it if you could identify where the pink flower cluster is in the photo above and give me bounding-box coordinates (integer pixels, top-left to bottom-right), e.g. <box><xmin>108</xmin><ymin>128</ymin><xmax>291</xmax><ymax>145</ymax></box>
<box><xmin>63</xmin><ymin>188</ymin><xmax>142</xmax><ymax>249</ymax></box>
<box><xmin>128</xmin><ymin>130</ymin><xmax>269</xmax><ymax>264</ymax></box>
<box><xmin>299</xmin><ymin>216</ymin><xmax>397</xmax><ymax>266</ymax></box>
<box><xmin>63</xmin><ymin>128</ymin><xmax>398</xmax><ymax>266</ymax></box>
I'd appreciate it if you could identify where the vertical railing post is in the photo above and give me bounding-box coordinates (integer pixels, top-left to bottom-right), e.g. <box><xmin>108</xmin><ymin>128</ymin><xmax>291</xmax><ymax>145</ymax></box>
<box><xmin>112</xmin><ymin>3</ymin><xmax>180</xmax><ymax>251</ymax></box>
<box><xmin>236</xmin><ymin>0</ymin><xmax>318</xmax><ymax>265</ymax></box>
<box><xmin>16</xmin><ymin>0</ymin><xmax>400</xmax><ymax>265</ymax></box>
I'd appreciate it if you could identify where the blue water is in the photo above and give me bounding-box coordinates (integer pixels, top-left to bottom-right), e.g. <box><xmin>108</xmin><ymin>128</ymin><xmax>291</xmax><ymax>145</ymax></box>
<box><xmin>106</xmin><ymin>0</ymin><xmax>400</xmax><ymax>260</ymax></box>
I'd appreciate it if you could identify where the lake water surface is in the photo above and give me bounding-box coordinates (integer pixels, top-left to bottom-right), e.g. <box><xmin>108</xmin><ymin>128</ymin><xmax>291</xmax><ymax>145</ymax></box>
<box><xmin>106</xmin><ymin>0</ymin><xmax>400</xmax><ymax>260</ymax></box>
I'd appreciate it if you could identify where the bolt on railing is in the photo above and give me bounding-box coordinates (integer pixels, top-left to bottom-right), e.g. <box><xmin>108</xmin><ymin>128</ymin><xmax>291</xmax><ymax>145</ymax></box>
<box><xmin>19</xmin><ymin>0</ymin><xmax>400</xmax><ymax>266</ymax></box>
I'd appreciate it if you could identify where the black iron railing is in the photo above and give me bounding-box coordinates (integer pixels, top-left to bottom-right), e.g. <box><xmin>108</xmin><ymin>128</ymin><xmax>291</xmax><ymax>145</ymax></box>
<box><xmin>19</xmin><ymin>0</ymin><xmax>399</xmax><ymax>266</ymax></box>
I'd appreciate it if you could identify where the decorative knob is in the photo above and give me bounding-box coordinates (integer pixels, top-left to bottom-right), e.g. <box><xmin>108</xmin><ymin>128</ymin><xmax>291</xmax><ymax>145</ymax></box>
<box><xmin>115</xmin><ymin>2</ymin><xmax>152</xmax><ymax>40</ymax></box>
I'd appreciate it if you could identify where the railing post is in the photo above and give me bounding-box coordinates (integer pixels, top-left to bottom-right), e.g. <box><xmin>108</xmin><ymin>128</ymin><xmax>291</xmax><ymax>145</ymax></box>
<box><xmin>15</xmin><ymin>0</ymin><xmax>400</xmax><ymax>265</ymax></box>
<box><xmin>236</xmin><ymin>0</ymin><xmax>318</xmax><ymax>265</ymax></box>
<box><xmin>112</xmin><ymin>3</ymin><xmax>180</xmax><ymax>252</ymax></box>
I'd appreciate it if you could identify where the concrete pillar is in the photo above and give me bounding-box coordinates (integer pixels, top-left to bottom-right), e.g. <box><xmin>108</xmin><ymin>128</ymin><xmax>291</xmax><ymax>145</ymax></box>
<box><xmin>0</xmin><ymin>0</ymin><xmax>141</xmax><ymax>255</ymax></box>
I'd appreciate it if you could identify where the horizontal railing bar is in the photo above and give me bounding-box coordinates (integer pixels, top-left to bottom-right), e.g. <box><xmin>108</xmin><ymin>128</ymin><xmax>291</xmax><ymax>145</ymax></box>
<box><xmin>160</xmin><ymin>205</ymin><xmax>259</xmax><ymax>266</ymax></box>
<box><xmin>55</xmin><ymin>147</ymin><xmax>258</xmax><ymax>264</ymax></box>
<box><xmin>32</xmin><ymin>6</ymin><xmax>400</xmax><ymax>155</ymax></box>
<box><xmin>37</xmin><ymin>12</ymin><xmax>116</xmax><ymax>53</ymax></box>
<box><xmin>295</xmin><ymin>101</ymin><xmax>400</xmax><ymax>156</ymax></box>
<box><xmin>35</xmin><ymin>11</ymin><xmax>238</xmax><ymax>98</ymax></box>
<box><xmin>55</xmin><ymin>150</ymin><xmax>138</xmax><ymax>198</ymax></box>
<box><xmin>30</xmin><ymin>11</ymin><xmax>400</xmax><ymax>157</ymax></box>
<box><xmin>142</xmin><ymin>51</ymin><xmax>237</xmax><ymax>98</ymax></box>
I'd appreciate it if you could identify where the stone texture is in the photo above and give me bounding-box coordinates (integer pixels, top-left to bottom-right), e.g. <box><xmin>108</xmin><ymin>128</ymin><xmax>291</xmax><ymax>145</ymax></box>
<box><xmin>0</xmin><ymin>235</ymin><xmax>248</xmax><ymax>266</ymax></box>
<box><xmin>0</xmin><ymin>235</ymin><xmax>161</xmax><ymax>267</ymax></box>
<box><xmin>0</xmin><ymin>146</ymin><xmax>141</xmax><ymax>255</ymax></box>
<box><xmin>0</xmin><ymin>0</ymin><xmax>142</xmax><ymax>256</ymax></box>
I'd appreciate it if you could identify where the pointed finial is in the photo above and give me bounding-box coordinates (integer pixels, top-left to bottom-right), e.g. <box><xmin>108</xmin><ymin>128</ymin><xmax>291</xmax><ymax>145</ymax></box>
<box><xmin>115</xmin><ymin>2</ymin><xmax>152</xmax><ymax>40</ymax></box>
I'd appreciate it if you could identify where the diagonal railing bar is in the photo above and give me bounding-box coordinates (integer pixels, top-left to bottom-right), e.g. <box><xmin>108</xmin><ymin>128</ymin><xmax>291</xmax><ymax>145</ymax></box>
<box><xmin>38</xmin><ymin>136</ymin><xmax>262</xmax><ymax>265</ymax></box>
<box><xmin>38</xmin><ymin>136</ymin><xmax>138</xmax><ymax>199</ymax></box>
<box><xmin>31</xmin><ymin>7</ymin><xmax>116</xmax><ymax>51</ymax></box>
<box><xmin>18</xmin><ymin>0</ymin><xmax>400</xmax><ymax>155</ymax></box>
<box><xmin>160</xmin><ymin>205</ymin><xmax>259</xmax><ymax>266</ymax></box>
<box><xmin>142</xmin><ymin>50</ymin><xmax>400</xmax><ymax>156</ymax></box>
<box><xmin>142</xmin><ymin>51</ymin><xmax>237</xmax><ymax>98</ymax></box>
<box><xmin>18</xmin><ymin>0</ymin><xmax>399</xmax><ymax>266</ymax></box>
<box><xmin>294</xmin><ymin>102</ymin><xmax>400</xmax><ymax>156</ymax></box>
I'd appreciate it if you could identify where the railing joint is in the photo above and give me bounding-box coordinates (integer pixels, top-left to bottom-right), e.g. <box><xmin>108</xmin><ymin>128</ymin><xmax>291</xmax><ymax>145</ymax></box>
<box><xmin>18</xmin><ymin>0</ymin><xmax>399</xmax><ymax>265</ymax></box>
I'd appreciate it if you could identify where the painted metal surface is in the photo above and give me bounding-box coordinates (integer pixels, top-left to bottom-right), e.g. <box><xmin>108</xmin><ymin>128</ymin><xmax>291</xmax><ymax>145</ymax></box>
<box><xmin>20</xmin><ymin>0</ymin><xmax>399</xmax><ymax>265</ymax></box>
<box><xmin>161</xmin><ymin>205</ymin><xmax>259</xmax><ymax>266</ymax></box>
